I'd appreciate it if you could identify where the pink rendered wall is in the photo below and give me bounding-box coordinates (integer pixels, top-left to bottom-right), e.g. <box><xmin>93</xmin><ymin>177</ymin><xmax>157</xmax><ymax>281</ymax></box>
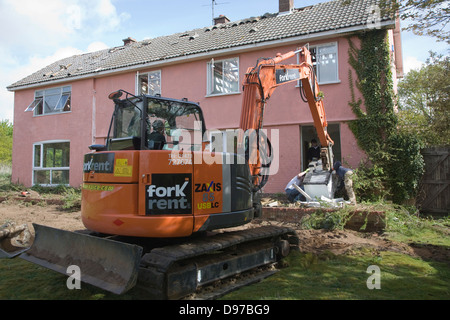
<box><xmin>92</xmin><ymin>73</ymin><xmax>136</xmax><ymax>142</ymax></box>
<box><xmin>12</xmin><ymin>35</ymin><xmax>370</xmax><ymax>192</ymax></box>
<box><xmin>12</xmin><ymin>79</ymin><xmax>94</xmax><ymax>187</ymax></box>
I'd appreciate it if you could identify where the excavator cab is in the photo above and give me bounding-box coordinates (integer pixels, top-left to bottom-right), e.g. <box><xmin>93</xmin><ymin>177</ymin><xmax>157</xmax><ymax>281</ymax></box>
<box><xmin>99</xmin><ymin>91</ymin><xmax>206</xmax><ymax>152</ymax></box>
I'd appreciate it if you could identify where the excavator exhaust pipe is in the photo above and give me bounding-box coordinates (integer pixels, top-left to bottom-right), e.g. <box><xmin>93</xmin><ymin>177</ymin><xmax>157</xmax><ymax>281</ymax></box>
<box><xmin>20</xmin><ymin>224</ymin><xmax>143</xmax><ymax>295</ymax></box>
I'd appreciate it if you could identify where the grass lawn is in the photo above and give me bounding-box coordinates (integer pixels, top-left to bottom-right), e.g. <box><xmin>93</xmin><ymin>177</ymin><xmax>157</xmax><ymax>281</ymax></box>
<box><xmin>222</xmin><ymin>249</ymin><xmax>449</xmax><ymax>300</ymax></box>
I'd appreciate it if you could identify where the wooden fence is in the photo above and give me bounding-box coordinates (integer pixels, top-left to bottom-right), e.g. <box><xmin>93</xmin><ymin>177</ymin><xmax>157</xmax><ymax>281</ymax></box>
<box><xmin>417</xmin><ymin>147</ymin><xmax>449</xmax><ymax>215</ymax></box>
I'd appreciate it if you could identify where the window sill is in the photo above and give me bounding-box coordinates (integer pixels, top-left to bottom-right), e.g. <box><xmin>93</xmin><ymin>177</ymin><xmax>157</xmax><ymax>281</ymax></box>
<box><xmin>296</xmin><ymin>80</ymin><xmax>341</xmax><ymax>87</ymax></box>
<box><xmin>205</xmin><ymin>91</ymin><xmax>241</xmax><ymax>98</ymax></box>
<box><xmin>32</xmin><ymin>111</ymin><xmax>72</xmax><ymax>117</ymax></box>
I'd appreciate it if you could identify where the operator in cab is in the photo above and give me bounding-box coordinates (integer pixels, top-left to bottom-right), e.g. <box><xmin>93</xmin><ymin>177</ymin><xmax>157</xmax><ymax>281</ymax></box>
<box><xmin>148</xmin><ymin>119</ymin><xmax>166</xmax><ymax>150</ymax></box>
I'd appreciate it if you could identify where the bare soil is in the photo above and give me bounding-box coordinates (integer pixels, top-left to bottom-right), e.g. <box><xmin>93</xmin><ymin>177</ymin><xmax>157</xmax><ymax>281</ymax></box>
<box><xmin>0</xmin><ymin>193</ymin><xmax>448</xmax><ymax>264</ymax></box>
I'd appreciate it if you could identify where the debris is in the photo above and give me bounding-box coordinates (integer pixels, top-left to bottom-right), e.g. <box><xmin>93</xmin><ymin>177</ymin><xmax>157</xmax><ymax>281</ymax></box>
<box><xmin>291</xmin><ymin>184</ymin><xmax>313</xmax><ymax>201</ymax></box>
<box><xmin>0</xmin><ymin>222</ymin><xmax>32</xmax><ymax>248</ymax></box>
<box><xmin>0</xmin><ymin>222</ymin><xmax>33</xmax><ymax>258</ymax></box>
<box><xmin>268</xmin><ymin>201</ymin><xmax>280</xmax><ymax>207</ymax></box>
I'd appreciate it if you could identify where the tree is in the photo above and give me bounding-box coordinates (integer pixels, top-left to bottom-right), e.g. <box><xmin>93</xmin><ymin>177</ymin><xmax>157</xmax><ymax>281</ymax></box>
<box><xmin>381</xmin><ymin>0</ymin><xmax>450</xmax><ymax>43</ymax></box>
<box><xmin>0</xmin><ymin>120</ymin><xmax>13</xmax><ymax>165</ymax></box>
<box><xmin>401</xmin><ymin>0</ymin><xmax>449</xmax><ymax>43</ymax></box>
<box><xmin>397</xmin><ymin>52</ymin><xmax>450</xmax><ymax>146</ymax></box>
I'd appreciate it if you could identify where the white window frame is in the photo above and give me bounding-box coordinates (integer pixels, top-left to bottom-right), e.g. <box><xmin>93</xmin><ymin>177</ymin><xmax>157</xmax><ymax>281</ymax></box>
<box><xmin>207</xmin><ymin>57</ymin><xmax>240</xmax><ymax>96</ymax></box>
<box><xmin>136</xmin><ymin>70</ymin><xmax>162</xmax><ymax>96</ymax></box>
<box><xmin>32</xmin><ymin>140</ymin><xmax>70</xmax><ymax>186</ymax></box>
<box><xmin>25</xmin><ymin>86</ymin><xmax>71</xmax><ymax>116</ymax></box>
<box><xmin>298</xmin><ymin>42</ymin><xmax>340</xmax><ymax>85</ymax></box>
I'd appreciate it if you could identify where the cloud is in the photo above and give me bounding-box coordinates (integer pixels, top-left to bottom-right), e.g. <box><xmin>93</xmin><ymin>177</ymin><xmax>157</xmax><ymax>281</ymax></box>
<box><xmin>0</xmin><ymin>42</ymin><xmax>108</xmax><ymax>122</ymax></box>
<box><xmin>0</xmin><ymin>0</ymin><xmax>129</xmax><ymax>122</ymax></box>
<box><xmin>403</xmin><ymin>56</ymin><xmax>424</xmax><ymax>75</ymax></box>
<box><xmin>1</xmin><ymin>0</ymin><xmax>129</xmax><ymax>49</ymax></box>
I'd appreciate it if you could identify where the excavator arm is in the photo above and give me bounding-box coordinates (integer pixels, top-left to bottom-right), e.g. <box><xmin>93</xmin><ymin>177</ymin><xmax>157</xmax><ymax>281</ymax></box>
<box><xmin>239</xmin><ymin>46</ymin><xmax>334</xmax><ymax>189</ymax></box>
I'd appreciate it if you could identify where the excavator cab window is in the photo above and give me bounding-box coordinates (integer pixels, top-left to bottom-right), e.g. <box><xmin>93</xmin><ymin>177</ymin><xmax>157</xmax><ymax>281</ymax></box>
<box><xmin>108</xmin><ymin>99</ymin><xmax>144</xmax><ymax>151</ymax></box>
<box><xmin>147</xmin><ymin>98</ymin><xmax>204</xmax><ymax>151</ymax></box>
<box><xmin>106</xmin><ymin>95</ymin><xmax>205</xmax><ymax>151</ymax></box>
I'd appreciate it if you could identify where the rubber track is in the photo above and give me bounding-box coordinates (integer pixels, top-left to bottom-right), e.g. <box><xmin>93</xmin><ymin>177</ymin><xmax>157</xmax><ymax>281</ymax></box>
<box><xmin>137</xmin><ymin>225</ymin><xmax>298</xmax><ymax>299</ymax></box>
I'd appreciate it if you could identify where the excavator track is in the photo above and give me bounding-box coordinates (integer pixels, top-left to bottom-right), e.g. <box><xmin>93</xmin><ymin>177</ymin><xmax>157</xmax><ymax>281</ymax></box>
<box><xmin>136</xmin><ymin>225</ymin><xmax>298</xmax><ymax>299</ymax></box>
<box><xmin>12</xmin><ymin>224</ymin><xmax>297</xmax><ymax>299</ymax></box>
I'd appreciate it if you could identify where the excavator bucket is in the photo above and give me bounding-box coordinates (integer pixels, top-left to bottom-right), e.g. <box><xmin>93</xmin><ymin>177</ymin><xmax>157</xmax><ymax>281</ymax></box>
<box><xmin>20</xmin><ymin>224</ymin><xmax>143</xmax><ymax>295</ymax></box>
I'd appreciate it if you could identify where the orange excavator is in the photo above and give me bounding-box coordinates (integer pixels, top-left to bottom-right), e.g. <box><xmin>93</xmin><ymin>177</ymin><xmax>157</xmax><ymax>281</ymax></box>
<box><xmin>1</xmin><ymin>46</ymin><xmax>334</xmax><ymax>299</ymax></box>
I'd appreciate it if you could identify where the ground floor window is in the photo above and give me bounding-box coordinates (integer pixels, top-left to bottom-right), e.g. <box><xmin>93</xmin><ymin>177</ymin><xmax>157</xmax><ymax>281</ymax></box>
<box><xmin>33</xmin><ymin>141</ymin><xmax>70</xmax><ymax>186</ymax></box>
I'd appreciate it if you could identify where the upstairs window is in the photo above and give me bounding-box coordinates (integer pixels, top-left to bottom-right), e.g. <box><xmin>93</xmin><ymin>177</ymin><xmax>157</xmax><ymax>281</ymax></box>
<box><xmin>207</xmin><ymin>57</ymin><xmax>239</xmax><ymax>95</ymax></box>
<box><xmin>25</xmin><ymin>86</ymin><xmax>71</xmax><ymax>115</ymax></box>
<box><xmin>298</xmin><ymin>43</ymin><xmax>339</xmax><ymax>84</ymax></box>
<box><xmin>137</xmin><ymin>71</ymin><xmax>161</xmax><ymax>96</ymax></box>
<box><xmin>310</xmin><ymin>43</ymin><xmax>339</xmax><ymax>84</ymax></box>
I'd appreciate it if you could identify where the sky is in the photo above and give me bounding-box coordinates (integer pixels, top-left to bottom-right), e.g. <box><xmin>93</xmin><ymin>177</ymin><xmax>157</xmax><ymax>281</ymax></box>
<box><xmin>0</xmin><ymin>0</ymin><xmax>448</xmax><ymax>123</ymax></box>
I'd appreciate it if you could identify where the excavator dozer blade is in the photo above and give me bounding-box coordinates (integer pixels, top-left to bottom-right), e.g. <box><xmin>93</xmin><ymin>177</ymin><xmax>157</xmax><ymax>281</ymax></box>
<box><xmin>20</xmin><ymin>224</ymin><xmax>143</xmax><ymax>295</ymax></box>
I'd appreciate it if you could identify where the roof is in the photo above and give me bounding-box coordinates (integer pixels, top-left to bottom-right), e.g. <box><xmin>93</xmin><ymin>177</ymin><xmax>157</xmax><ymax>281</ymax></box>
<box><xmin>8</xmin><ymin>0</ymin><xmax>395</xmax><ymax>91</ymax></box>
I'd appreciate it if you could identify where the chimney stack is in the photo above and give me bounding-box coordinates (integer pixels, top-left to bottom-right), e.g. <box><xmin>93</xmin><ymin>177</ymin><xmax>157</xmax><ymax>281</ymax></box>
<box><xmin>122</xmin><ymin>37</ymin><xmax>137</xmax><ymax>46</ymax></box>
<box><xmin>279</xmin><ymin>0</ymin><xmax>294</xmax><ymax>13</ymax></box>
<box><xmin>214</xmin><ymin>15</ymin><xmax>230</xmax><ymax>25</ymax></box>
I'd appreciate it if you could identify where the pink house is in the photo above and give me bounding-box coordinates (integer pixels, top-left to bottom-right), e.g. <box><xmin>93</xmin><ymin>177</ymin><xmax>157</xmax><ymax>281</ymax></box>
<box><xmin>8</xmin><ymin>0</ymin><xmax>403</xmax><ymax>193</ymax></box>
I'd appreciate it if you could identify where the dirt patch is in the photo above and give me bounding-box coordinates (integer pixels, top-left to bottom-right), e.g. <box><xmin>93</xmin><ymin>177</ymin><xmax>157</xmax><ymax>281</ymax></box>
<box><xmin>0</xmin><ymin>196</ymin><xmax>448</xmax><ymax>264</ymax></box>
<box><xmin>0</xmin><ymin>198</ymin><xmax>84</xmax><ymax>233</ymax></box>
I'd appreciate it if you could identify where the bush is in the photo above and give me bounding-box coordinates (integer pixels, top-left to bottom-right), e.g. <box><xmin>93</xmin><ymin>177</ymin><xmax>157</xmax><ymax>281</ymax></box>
<box><xmin>353</xmin><ymin>162</ymin><xmax>389</xmax><ymax>203</ymax></box>
<box><xmin>384</xmin><ymin>132</ymin><xmax>425</xmax><ymax>204</ymax></box>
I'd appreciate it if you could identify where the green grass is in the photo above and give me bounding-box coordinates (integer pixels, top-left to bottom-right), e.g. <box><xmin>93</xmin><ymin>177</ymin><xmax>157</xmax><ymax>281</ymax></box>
<box><xmin>222</xmin><ymin>250</ymin><xmax>450</xmax><ymax>300</ymax></box>
<box><xmin>2</xmin><ymin>248</ymin><xmax>448</xmax><ymax>300</ymax></box>
<box><xmin>0</xmin><ymin>258</ymin><xmax>148</xmax><ymax>300</ymax></box>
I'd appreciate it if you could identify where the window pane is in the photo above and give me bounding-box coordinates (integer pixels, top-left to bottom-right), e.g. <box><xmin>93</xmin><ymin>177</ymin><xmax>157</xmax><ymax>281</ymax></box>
<box><xmin>52</xmin><ymin>170</ymin><xmax>69</xmax><ymax>185</ymax></box>
<box><xmin>42</xmin><ymin>142</ymin><xmax>70</xmax><ymax>168</ymax></box>
<box><xmin>54</xmin><ymin>94</ymin><xmax>70</xmax><ymax>111</ymax></box>
<box><xmin>25</xmin><ymin>98</ymin><xmax>43</xmax><ymax>112</ymax></box>
<box><xmin>223</xmin><ymin>60</ymin><xmax>239</xmax><ymax>93</ymax></box>
<box><xmin>44</xmin><ymin>93</ymin><xmax>60</xmax><ymax>114</ymax></box>
<box><xmin>318</xmin><ymin>45</ymin><xmax>337</xmax><ymax>83</ymax></box>
<box><xmin>34</xmin><ymin>145</ymin><xmax>41</xmax><ymax>167</ymax></box>
<box><xmin>138</xmin><ymin>72</ymin><xmax>161</xmax><ymax>95</ymax></box>
<box><xmin>213</xmin><ymin>62</ymin><xmax>224</xmax><ymax>94</ymax></box>
<box><xmin>116</xmin><ymin>106</ymin><xmax>141</xmax><ymax>138</ymax></box>
<box><xmin>34</xmin><ymin>170</ymin><xmax>50</xmax><ymax>185</ymax></box>
<box><xmin>210</xmin><ymin>58</ymin><xmax>239</xmax><ymax>94</ymax></box>
<box><xmin>139</xmin><ymin>74</ymin><xmax>148</xmax><ymax>94</ymax></box>
<box><xmin>148</xmin><ymin>72</ymin><xmax>161</xmax><ymax>96</ymax></box>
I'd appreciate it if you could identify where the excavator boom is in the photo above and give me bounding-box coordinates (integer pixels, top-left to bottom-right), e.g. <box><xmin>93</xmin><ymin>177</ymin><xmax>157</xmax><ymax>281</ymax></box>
<box><xmin>239</xmin><ymin>46</ymin><xmax>334</xmax><ymax>189</ymax></box>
